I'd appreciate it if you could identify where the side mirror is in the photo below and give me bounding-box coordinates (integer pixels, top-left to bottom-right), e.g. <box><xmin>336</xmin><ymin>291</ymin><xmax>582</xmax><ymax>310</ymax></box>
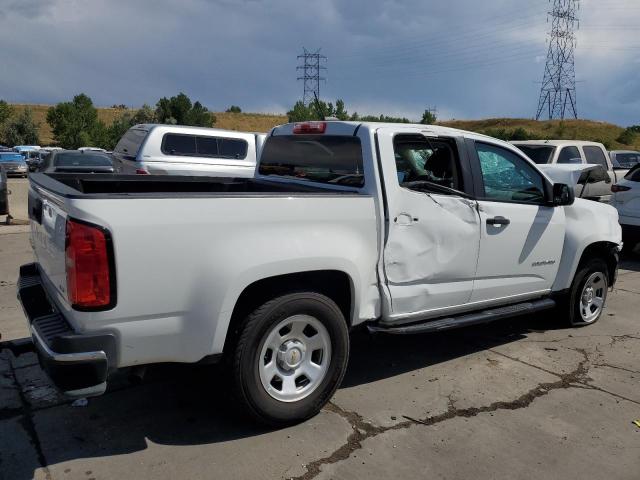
<box><xmin>552</xmin><ymin>183</ymin><xmax>574</xmax><ymax>206</ymax></box>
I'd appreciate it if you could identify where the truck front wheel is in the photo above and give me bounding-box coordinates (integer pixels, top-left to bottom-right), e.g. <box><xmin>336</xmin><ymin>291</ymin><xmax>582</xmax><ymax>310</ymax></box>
<box><xmin>231</xmin><ymin>292</ymin><xmax>349</xmax><ymax>425</ymax></box>
<box><xmin>564</xmin><ymin>258</ymin><xmax>609</xmax><ymax>327</ymax></box>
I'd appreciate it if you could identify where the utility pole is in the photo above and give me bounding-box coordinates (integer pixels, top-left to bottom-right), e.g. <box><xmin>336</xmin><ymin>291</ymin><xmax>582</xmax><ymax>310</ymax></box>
<box><xmin>297</xmin><ymin>48</ymin><xmax>327</xmax><ymax>106</ymax></box>
<box><xmin>535</xmin><ymin>0</ymin><xmax>580</xmax><ymax>120</ymax></box>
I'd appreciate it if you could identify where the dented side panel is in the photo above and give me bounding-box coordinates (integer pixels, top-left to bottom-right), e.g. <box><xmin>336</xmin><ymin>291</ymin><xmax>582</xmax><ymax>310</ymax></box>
<box><xmin>384</xmin><ymin>191</ymin><xmax>481</xmax><ymax>314</ymax></box>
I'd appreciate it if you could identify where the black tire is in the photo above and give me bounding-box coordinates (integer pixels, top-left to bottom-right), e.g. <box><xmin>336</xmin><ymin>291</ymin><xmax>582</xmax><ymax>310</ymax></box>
<box><xmin>231</xmin><ymin>292</ymin><xmax>349</xmax><ymax>425</ymax></box>
<box><xmin>621</xmin><ymin>232</ymin><xmax>638</xmax><ymax>256</ymax></box>
<box><xmin>563</xmin><ymin>258</ymin><xmax>609</xmax><ymax>327</ymax></box>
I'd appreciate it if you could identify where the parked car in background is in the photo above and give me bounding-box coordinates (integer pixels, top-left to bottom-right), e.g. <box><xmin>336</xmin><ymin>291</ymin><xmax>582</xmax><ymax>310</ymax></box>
<box><xmin>38</xmin><ymin>150</ymin><xmax>115</xmax><ymax>174</ymax></box>
<box><xmin>25</xmin><ymin>150</ymin><xmax>50</xmax><ymax>172</ymax></box>
<box><xmin>0</xmin><ymin>152</ymin><xmax>28</xmax><ymax>177</ymax></box>
<box><xmin>512</xmin><ymin>140</ymin><xmax>627</xmax><ymax>200</ymax></box>
<box><xmin>0</xmin><ymin>165</ymin><xmax>8</xmax><ymax>216</ymax></box>
<box><xmin>13</xmin><ymin>145</ymin><xmax>41</xmax><ymax>157</ymax></box>
<box><xmin>610</xmin><ymin>150</ymin><xmax>640</xmax><ymax>170</ymax></box>
<box><xmin>0</xmin><ymin>145</ymin><xmax>13</xmax><ymax>152</ymax></box>
<box><xmin>21</xmin><ymin>120</ymin><xmax>621</xmax><ymax>424</ymax></box>
<box><xmin>611</xmin><ymin>164</ymin><xmax>640</xmax><ymax>253</ymax></box>
<box><xmin>78</xmin><ymin>147</ymin><xmax>107</xmax><ymax>152</ymax></box>
<box><xmin>112</xmin><ymin>124</ymin><xmax>266</xmax><ymax>176</ymax></box>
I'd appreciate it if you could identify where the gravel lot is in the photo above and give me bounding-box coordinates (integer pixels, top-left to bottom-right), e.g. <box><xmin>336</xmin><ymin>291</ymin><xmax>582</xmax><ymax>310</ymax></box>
<box><xmin>1</xmin><ymin>218</ymin><xmax>639</xmax><ymax>479</ymax></box>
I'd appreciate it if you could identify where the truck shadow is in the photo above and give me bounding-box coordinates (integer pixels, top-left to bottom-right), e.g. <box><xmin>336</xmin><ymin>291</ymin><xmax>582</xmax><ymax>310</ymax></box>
<box><xmin>11</xmin><ymin>312</ymin><xmax>570</xmax><ymax>479</ymax></box>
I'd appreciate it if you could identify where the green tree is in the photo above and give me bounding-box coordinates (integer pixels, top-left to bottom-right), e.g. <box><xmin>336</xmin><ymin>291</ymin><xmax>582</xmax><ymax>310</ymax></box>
<box><xmin>420</xmin><ymin>109</ymin><xmax>437</xmax><ymax>125</ymax></box>
<box><xmin>131</xmin><ymin>104</ymin><xmax>156</xmax><ymax>124</ymax></box>
<box><xmin>616</xmin><ymin>127</ymin><xmax>636</xmax><ymax>145</ymax></box>
<box><xmin>0</xmin><ymin>100</ymin><xmax>13</xmax><ymax>128</ymax></box>
<box><xmin>226</xmin><ymin>105</ymin><xmax>242</xmax><ymax>113</ymax></box>
<box><xmin>155</xmin><ymin>92</ymin><xmax>214</xmax><ymax>127</ymax></box>
<box><xmin>3</xmin><ymin>108</ymin><xmax>40</xmax><ymax>146</ymax></box>
<box><xmin>334</xmin><ymin>100</ymin><xmax>349</xmax><ymax>120</ymax></box>
<box><xmin>47</xmin><ymin>93</ymin><xmax>100</xmax><ymax>148</ymax></box>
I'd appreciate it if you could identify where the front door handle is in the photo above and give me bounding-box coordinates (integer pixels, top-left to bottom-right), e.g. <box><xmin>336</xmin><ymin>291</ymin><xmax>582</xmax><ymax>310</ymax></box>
<box><xmin>486</xmin><ymin>216</ymin><xmax>510</xmax><ymax>226</ymax></box>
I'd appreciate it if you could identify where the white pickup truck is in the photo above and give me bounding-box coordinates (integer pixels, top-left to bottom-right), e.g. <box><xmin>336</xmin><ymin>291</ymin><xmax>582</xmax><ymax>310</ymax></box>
<box><xmin>512</xmin><ymin>140</ymin><xmax>629</xmax><ymax>200</ymax></box>
<box><xmin>19</xmin><ymin>121</ymin><xmax>621</xmax><ymax>425</ymax></box>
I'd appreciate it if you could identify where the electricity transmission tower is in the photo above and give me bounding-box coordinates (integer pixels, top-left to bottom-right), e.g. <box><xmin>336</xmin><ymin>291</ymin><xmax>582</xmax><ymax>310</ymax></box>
<box><xmin>297</xmin><ymin>48</ymin><xmax>326</xmax><ymax>106</ymax></box>
<box><xmin>535</xmin><ymin>0</ymin><xmax>580</xmax><ymax>120</ymax></box>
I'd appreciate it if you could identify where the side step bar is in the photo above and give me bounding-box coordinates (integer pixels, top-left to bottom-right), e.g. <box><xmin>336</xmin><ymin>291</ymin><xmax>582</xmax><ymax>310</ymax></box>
<box><xmin>368</xmin><ymin>298</ymin><xmax>557</xmax><ymax>335</ymax></box>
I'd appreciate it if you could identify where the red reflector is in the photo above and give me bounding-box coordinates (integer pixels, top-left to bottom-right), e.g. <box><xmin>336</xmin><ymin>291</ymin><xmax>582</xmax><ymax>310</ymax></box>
<box><xmin>66</xmin><ymin>219</ymin><xmax>112</xmax><ymax>309</ymax></box>
<box><xmin>135</xmin><ymin>168</ymin><xmax>149</xmax><ymax>175</ymax></box>
<box><xmin>293</xmin><ymin>121</ymin><xmax>327</xmax><ymax>134</ymax></box>
<box><xmin>611</xmin><ymin>184</ymin><xmax>631</xmax><ymax>193</ymax></box>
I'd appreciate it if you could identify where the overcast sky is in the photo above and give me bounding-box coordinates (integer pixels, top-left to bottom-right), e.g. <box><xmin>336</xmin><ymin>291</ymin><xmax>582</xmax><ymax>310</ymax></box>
<box><xmin>0</xmin><ymin>0</ymin><xmax>638</xmax><ymax>125</ymax></box>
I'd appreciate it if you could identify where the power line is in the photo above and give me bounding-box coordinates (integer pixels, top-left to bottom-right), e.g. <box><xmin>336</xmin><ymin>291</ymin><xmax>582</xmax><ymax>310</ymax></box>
<box><xmin>536</xmin><ymin>0</ymin><xmax>580</xmax><ymax>120</ymax></box>
<box><xmin>296</xmin><ymin>48</ymin><xmax>326</xmax><ymax>106</ymax></box>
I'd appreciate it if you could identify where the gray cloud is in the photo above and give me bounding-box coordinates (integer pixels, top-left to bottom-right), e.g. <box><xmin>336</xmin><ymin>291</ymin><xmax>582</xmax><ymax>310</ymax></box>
<box><xmin>0</xmin><ymin>0</ymin><xmax>637</xmax><ymax>125</ymax></box>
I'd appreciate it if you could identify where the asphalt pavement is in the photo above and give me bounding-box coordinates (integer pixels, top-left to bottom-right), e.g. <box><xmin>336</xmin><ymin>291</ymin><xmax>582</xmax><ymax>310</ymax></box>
<box><xmin>0</xmin><ymin>180</ymin><xmax>640</xmax><ymax>480</ymax></box>
<box><xmin>1</xmin><ymin>225</ymin><xmax>639</xmax><ymax>480</ymax></box>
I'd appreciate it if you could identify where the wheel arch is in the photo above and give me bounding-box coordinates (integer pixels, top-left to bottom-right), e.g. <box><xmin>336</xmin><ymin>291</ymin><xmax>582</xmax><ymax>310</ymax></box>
<box><xmin>222</xmin><ymin>270</ymin><xmax>355</xmax><ymax>355</ymax></box>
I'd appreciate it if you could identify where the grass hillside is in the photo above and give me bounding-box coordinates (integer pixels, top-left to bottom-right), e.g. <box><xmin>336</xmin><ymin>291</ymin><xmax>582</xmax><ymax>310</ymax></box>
<box><xmin>8</xmin><ymin>104</ymin><xmax>640</xmax><ymax>151</ymax></box>
<box><xmin>439</xmin><ymin>118</ymin><xmax>640</xmax><ymax>151</ymax></box>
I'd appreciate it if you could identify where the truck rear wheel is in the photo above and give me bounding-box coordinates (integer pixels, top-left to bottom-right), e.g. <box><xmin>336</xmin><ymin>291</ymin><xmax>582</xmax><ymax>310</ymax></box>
<box><xmin>565</xmin><ymin>258</ymin><xmax>609</xmax><ymax>327</ymax></box>
<box><xmin>231</xmin><ymin>292</ymin><xmax>349</xmax><ymax>425</ymax></box>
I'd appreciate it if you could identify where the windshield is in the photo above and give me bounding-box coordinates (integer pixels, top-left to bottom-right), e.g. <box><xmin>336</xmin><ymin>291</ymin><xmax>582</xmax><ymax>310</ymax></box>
<box><xmin>54</xmin><ymin>153</ymin><xmax>112</xmax><ymax>167</ymax></box>
<box><xmin>514</xmin><ymin>145</ymin><xmax>556</xmax><ymax>164</ymax></box>
<box><xmin>0</xmin><ymin>153</ymin><xmax>25</xmax><ymax>162</ymax></box>
<box><xmin>259</xmin><ymin>135</ymin><xmax>364</xmax><ymax>187</ymax></box>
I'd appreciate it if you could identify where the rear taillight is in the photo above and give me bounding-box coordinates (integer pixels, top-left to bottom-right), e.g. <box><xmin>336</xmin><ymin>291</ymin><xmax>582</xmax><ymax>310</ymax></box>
<box><xmin>135</xmin><ymin>168</ymin><xmax>149</xmax><ymax>175</ymax></box>
<box><xmin>611</xmin><ymin>184</ymin><xmax>631</xmax><ymax>193</ymax></box>
<box><xmin>65</xmin><ymin>219</ymin><xmax>113</xmax><ymax>309</ymax></box>
<box><xmin>293</xmin><ymin>121</ymin><xmax>327</xmax><ymax>134</ymax></box>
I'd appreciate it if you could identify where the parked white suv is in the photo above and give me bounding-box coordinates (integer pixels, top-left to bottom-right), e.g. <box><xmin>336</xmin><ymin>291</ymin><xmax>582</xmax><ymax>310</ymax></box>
<box><xmin>20</xmin><ymin>121</ymin><xmax>621</xmax><ymax>424</ymax></box>
<box><xmin>611</xmin><ymin>164</ymin><xmax>640</xmax><ymax>253</ymax></box>
<box><xmin>112</xmin><ymin>124</ymin><xmax>266</xmax><ymax>177</ymax></box>
<box><xmin>512</xmin><ymin>140</ymin><xmax>628</xmax><ymax>200</ymax></box>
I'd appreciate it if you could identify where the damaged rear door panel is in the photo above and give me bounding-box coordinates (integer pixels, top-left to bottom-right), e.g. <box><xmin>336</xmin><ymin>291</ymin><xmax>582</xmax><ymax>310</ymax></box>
<box><xmin>376</xmin><ymin>128</ymin><xmax>481</xmax><ymax>321</ymax></box>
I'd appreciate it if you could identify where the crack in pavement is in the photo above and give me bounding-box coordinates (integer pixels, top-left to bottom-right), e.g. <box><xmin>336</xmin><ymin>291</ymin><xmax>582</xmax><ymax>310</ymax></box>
<box><xmin>592</xmin><ymin>363</ymin><xmax>640</xmax><ymax>375</ymax></box>
<box><xmin>292</xmin><ymin>349</ymin><xmax>598</xmax><ymax>480</ymax></box>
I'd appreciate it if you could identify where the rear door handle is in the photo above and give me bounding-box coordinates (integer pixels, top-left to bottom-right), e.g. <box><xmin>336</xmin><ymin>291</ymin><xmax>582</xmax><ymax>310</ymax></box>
<box><xmin>486</xmin><ymin>216</ymin><xmax>510</xmax><ymax>226</ymax></box>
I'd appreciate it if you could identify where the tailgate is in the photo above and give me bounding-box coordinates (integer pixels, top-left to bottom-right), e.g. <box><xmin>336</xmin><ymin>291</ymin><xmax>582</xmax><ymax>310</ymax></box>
<box><xmin>28</xmin><ymin>183</ymin><xmax>69</xmax><ymax>303</ymax></box>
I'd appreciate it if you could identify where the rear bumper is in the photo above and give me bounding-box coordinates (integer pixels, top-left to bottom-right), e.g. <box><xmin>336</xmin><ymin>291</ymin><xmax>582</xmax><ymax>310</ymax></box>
<box><xmin>17</xmin><ymin>263</ymin><xmax>116</xmax><ymax>397</ymax></box>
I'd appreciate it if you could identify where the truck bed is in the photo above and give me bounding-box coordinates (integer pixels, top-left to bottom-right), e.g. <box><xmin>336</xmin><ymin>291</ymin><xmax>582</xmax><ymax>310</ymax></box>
<box><xmin>31</xmin><ymin>173</ymin><xmax>355</xmax><ymax>197</ymax></box>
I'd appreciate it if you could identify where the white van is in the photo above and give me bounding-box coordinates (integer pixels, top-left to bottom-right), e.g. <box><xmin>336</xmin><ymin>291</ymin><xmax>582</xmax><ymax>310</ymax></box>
<box><xmin>112</xmin><ymin>124</ymin><xmax>266</xmax><ymax>177</ymax></box>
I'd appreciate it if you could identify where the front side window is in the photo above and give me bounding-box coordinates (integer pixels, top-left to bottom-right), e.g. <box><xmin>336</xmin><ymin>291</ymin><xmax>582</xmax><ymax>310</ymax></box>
<box><xmin>475</xmin><ymin>143</ymin><xmax>546</xmax><ymax>204</ymax></box>
<box><xmin>557</xmin><ymin>146</ymin><xmax>582</xmax><ymax>164</ymax></box>
<box><xmin>393</xmin><ymin>135</ymin><xmax>462</xmax><ymax>192</ymax></box>
<box><xmin>583</xmin><ymin>146</ymin><xmax>608</xmax><ymax>168</ymax></box>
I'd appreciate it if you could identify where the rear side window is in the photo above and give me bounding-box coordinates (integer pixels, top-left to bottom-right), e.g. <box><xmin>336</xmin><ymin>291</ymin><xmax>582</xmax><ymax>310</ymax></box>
<box><xmin>583</xmin><ymin>146</ymin><xmax>608</xmax><ymax>168</ymax></box>
<box><xmin>557</xmin><ymin>146</ymin><xmax>582</xmax><ymax>164</ymax></box>
<box><xmin>259</xmin><ymin>135</ymin><xmax>364</xmax><ymax>187</ymax></box>
<box><xmin>514</xmin><ymin>145</ymin><xmax>555</xmax><ymax>164</ymax></box>
<box><xmin>161</xmin><ymin>134</ymin><xmax>248</xmax><ymax>159</ymax></box>
<box><xmin>615</xmin><ymin>153</ymin><xmax>640</xmax><ymax>168</ymax></box>
<box><xmin>114</xmin><ymin>129</ymin><xmax>147</xmax><ymax>158</ymax></box>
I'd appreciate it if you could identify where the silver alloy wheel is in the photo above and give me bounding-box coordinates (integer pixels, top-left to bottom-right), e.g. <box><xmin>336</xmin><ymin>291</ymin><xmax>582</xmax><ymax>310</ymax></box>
<box><xmin>258</xmin><ymin>314</ymin><xmax>332</xmax><ymax>403</ymax></box>
<box><xmin>579</xmin><ymin>271</ymin><xmax>607</xmax><ymax>323</ymax></box>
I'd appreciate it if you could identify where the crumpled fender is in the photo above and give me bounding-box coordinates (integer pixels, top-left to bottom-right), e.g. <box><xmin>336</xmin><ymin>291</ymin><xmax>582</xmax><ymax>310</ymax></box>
<box><xmin>552</xmin><ymin>198</ymin><xmax>622</xmax><ymax>291</ymax></box>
